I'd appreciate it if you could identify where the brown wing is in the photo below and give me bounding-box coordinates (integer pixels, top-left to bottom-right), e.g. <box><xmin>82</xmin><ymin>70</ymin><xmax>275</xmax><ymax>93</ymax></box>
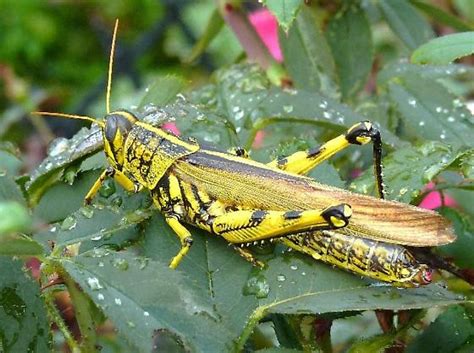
<box><xmin>173</xmin><ymin>149</ymin><xmax>455</xmax><ymax>247</ymax></box>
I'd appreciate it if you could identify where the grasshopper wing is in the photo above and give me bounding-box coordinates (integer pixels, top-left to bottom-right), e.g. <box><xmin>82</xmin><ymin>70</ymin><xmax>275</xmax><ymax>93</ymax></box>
<box><xmin>174</xmin><ymin>149</ymin><xmax>455</xmax><ymax>247</ymax></box>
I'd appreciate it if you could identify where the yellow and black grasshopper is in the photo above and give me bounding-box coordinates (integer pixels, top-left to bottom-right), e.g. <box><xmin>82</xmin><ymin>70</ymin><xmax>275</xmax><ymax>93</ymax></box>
<box><xmin>36</xmin><ymin>21</ymin><xmax>455</xmax><ymax>287</ymax></box>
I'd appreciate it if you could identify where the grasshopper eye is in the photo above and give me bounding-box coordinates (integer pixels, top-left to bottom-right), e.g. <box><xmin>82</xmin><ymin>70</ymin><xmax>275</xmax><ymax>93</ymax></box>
<box><xmin>104</xmin><ymin>112</ymin><xmax>134</xmax><ymax>143</ymax></box>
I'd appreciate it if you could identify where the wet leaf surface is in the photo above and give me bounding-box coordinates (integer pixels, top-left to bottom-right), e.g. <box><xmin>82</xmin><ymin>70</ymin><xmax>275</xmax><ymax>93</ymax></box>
<box><xmin>0</xmin><ymin>257</ymin><xmax>51</xmax><ymax>353</ymax></box>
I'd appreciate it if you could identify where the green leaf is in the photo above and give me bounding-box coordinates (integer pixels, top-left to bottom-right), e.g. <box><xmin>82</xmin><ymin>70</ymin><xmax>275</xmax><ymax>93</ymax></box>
<box><xmin>34</xmin><ymin>170</ymin><xmax>103</xmax><ymax>223</ymax></box>
<box><xmin>348</xmin><ymin>332</ymin><xmax>396</xmax><ymax>353</ymax></box>
<box><xmin>142</xmin><ymin>95</ymin><xmax>240</xmax><ymax>148</ymax></box>
<box><xmin>378</xmin><ymin>0</ymin><xmax>434</xmax><ymax>50</ymax></box>
<box><xmin>135</xmin><ymin>215</ymin><xmax>465</xmax><ymax>352</ymax></box>
<box><xmin>326</xmin><ymin>4</ymin><xmax>373</xmax><ymax>100</ymax></box>
<box><xmin>386</xmin><ymin>75</ymin><xmax>474</xmax><ymax>149</ymax></box>
<box><xmin>61</xmin><ymin>250</ymin><xmax>235</xmax><ymax>353</ymax></box>
<box><xmin>377</xmin><ymin>62</ymin><xmax>474</xmax><ymax>85</ymax></box>
<box><xmin>256</xmin><ymin>349</ymin><xmax>303</xmax><ymax>353</ymax></box>
<box><xmin>0</xmin><ymin>175</ymin><xmax>25</xmax><ymax>206</ymax></box>
<box><xmin>411</xmin><ymin>32</ymin><xmax>474</xmax><ymax>65</ymax></box>
<box><xmin>351</xmin><ymin>142</ymin><xmax>460</xmax><ymax>203</ymax></box>
<box><xmin>437</xmin><ymin>208</ymin><xmax>474</xmax><ymax>268</ymax></box>
<box><xmin>138</xmin><ymin>75</ymin><xmax>186</xmax><ymax>109</ymax></box>
<box><xmin>40</xmin><ymin>203</ymin><xmax>152</xmax><ymax>250</ymax></box>
<box><xmin>185</xmin><ymin>9</ymin><xmax>224</xmax><ymax>63</ymax></box>
<box><xmin>201</xmin><ymin>64</ymin><xmax>376</xmax><ymax>148</ymax></box>
<box><xmin>0</xmin><ymin>257</ymin><xmax>51</xmax><ymax>353</ymax></box>
<box><xmin>0</xmin><ymin>145</ymin><xmax>22</xmax><ymax>176</ymax></box>
<box><xmin>410</xmin><ymin>1</ymin><xmax>474</xmax><ymax>32</ymax></box>
<box><xmin>263</xmin><ymin>0</ymin><xmax>304</xmax><ymax>32</ymax></box>
<box><xmin>0</xmin><ymin>233</ymin><xmax>44</xmax><ymax>256</ymax></box>
<box><xmin>26</xmin><ymin>126</ymin><xmax>103</xmax><ymax>205</ymax></box>
<box><xmin>280</xmin><ymin>7</ymin><xmax>338</xmax><ymax>97</ymax></box>
<box><xmin>459</xmin><ymin>149</ymin><xmax>474</xmax><ymax>178</ymax></box>
<box><xmin>0</xmin><ymin>201</ymin><xmax>31</xmax><ymax>235</ymax></box>
<box><xmin>406</xmin><ymin>306</ymin><xmax>474</xmax><ymax>353</ymax></box>
<box><xmin>454</xmin><ymin>0</ymin><xmax>474</xmax><ymax>22</ymax></box>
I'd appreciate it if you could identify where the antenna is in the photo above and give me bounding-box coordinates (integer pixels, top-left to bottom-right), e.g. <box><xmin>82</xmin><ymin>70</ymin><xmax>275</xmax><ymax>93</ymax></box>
<box><xmin>32</xmin><ymin>112</ymin><xmax>104</xmax><ymax>127</ymax></box>
<box><xmin>33</xmin><ymin>19</ymin><xmax>121</xmax><ymax>127</ymax></box>
<box><xmin>106</xmin><ymin>19</ymin><xmax>119</xmax><ymax>114</ymax></box>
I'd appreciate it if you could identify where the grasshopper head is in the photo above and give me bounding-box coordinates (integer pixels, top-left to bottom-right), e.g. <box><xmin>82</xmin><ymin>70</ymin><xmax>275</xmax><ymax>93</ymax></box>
<box><xmin>103</xmin><ymin>110</ymin><xmax>138</xmax><ymax>168</ymax></box>
<box><xmin>396</xmin><ymin>264</ymin><xmax>432</xmax><ymax>288</ymax></box>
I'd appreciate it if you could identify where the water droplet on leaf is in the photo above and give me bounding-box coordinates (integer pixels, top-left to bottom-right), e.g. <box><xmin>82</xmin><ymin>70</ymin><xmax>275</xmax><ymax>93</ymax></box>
<box><xmin>243</xmin><ymin>274</ymin><xmax>270</xmax><ymax>299</ymax></box>
<box><xmin>61</xmin><ymin>216</ymin><xmax>77</xmax><ymax>231</ymax></box>
<box><xmin>87</xmin><ymin>277</ymin><xmax>103</xmax><ymax>290</ymax></box>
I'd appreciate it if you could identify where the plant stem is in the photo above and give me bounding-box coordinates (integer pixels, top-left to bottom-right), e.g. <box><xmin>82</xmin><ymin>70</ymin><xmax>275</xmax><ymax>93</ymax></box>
<box><xmin>235</xmin><ymin>306</ymin><xmax>266</xmax><ymax>352</ymax></box>
<box><xmin>218</xmin><ymin>1</ymin><xmax>277</xmax><ymax>70</ymax></box>
<box><xmin>44</xmin><ymin>289</ymin><xmax>81</xmax><ymax>353</ymax></box>
<box><xmin>60</xmin><ymin>266</ymin><xmax>97</xmax><ymax>353</ymax></box>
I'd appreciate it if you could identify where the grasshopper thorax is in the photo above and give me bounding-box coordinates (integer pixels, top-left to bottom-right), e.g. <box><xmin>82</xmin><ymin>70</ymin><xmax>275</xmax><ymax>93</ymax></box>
<box><xmin>103</xmin><ymin>110</ymin><xmax>138</xmax><ymax>169</ymax></box>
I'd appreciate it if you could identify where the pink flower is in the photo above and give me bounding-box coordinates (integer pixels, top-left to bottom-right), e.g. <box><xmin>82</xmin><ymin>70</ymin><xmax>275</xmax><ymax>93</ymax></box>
<box><xmin>162</xmin><ymin>122</ymin><xmax>180</xmax><ymax>136</ymax></box>
<box><xmin>249</xmin><ymin>9</ymin><xmax>283</xmax><ymax>62</ymax></box>
<box><xmin>418</xmin><ymin>182</ymin><xmax>457</xmax><ymax>210</ymax></box>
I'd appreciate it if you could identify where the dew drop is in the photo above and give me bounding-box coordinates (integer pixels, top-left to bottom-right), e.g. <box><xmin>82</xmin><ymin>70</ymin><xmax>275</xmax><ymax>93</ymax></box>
<box><xmin>243</xmin><ymin>274</ymin><xmax>270</xmax><ymax>299</ymax></box>
<box><xmin>91</xmin><ymin>234</ymin><xmax>103</xmax><ymax>241</ymax></box>
<box><xmin>283</xmin><ymin>105</ymin><xmax>294</xmax><ymax>113</ymax></box>
<box><xmin>80</xmin><ymin>206</ymin><xmax>94</xmax><ymax>219</ymax></box>
<box><xmin>61</xmin><ymin>216</ymin><xmax>77</xmax><ymax>231</ymax></box>
<box><xmin>276</xmin><ymin>274</ymin><xmax>286</xmax><ymax>282</ymax></box>
<box><xmin>114</xmin><ymin>298</ymin><xmax>122</xmax><ymax>306</ymax></box>
<box><xmin>87</xmin><ymin>277</ymin><xmax>103</xmax><ymax>290</ymax></box>
<box><xmin>408</xmin><ymin>98</ymin><xmax>417</xmax><ymax>106</ymax></box>
<box><xmin>234</xmin><ymin>110</ymin><xmax>245</xmax><ymax>121</ymax></box>
<box><xmin>99</xmin><ymin>180</ymin><xmax>116</xmax><ymax>198</ymax></box>
<box><xmin>447</xmin><ymin>116</ymin><xmax>455</xmax><ymax>123</ymax></box>
<box><xmin>290</xmin><ymin>265</ymin><xmax>298</xmax><ymax>271</ymax></box>
<box><xmin>97</xmin><ymin>293</ymin><xmax>105</xmax><ymax>301</ymax></box>
<box><xmin>144</xmin><ymin>311</ymin><xmax>150</xmax><ymax>317</ymax></box>
<box><xmin>418</xmin><ymin>121</ymin><xmax>425</xmax><ymax>126</ymax></box>
<box><xmin>112</xmin><ymin>258</ymin><xmax>129</xmax><ymax>271</ymax></box>
<box><xmin>435</xmin><ymin>106</ymin><xmax>442</xmax><ymax>113</ymax></box>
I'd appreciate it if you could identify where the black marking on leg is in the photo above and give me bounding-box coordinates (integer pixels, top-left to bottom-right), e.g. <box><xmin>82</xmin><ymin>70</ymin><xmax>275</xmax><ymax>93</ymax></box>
<box><xmin>232</xmin><ymin>147</ymin><xmax>248</xmax><ymax>158</ymax></box>
<box><xmin>321</xmin><ymin>204</ymin><xmax>351</xmax><ymax>228</ymax></box>
<box><xmin>283</xmin><ymin>210</ymin><xmax>302</xmax><ymax>220</ymax></box>
<box><xmin>250</xmin><ymin>210</ymin><xmax>267</xmax><ymax>225</ymax></box>
<box><xmin>345</xmin><ymin>121</ymin><xmax>372</xmax><ymax>145</ymax></box>
<box><xmin>307</xmin><ymin>146</ymin><xmax>323</xmax><ymax>158</ymax></box>
<box><xmin>105</xmin><ymin>166</ymin><xmax>116</xmax><ymax>177</ymax></box>
<box><xmin>277</xmin><ymin>156</ymin><xmax>288</xmax><ymax>168</ymax></box>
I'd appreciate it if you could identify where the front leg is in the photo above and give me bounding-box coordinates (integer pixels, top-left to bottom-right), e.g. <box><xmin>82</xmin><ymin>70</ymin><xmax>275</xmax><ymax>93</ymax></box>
<box><xmin>212</xmin><ymin>204</ymin><xmax>352</xmax><ymax>244</ymax></box>
<box><xmin>84</xmin><ymin>167</ymin><xmax>142</xmax><ymax>204</ymax></box>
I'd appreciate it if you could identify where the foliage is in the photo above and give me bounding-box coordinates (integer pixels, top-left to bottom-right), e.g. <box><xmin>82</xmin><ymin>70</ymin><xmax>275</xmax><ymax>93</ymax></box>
<box><xmin>1</xmin><ymin>1</ymin><xmax>474</xmax><ymax>352</ymax></box>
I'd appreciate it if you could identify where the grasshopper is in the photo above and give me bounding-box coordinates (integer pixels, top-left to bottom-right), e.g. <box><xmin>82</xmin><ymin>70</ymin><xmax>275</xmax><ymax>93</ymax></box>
<box><xmin>36</xmin><ymin>20</ymin><xmax>455</xmax><ymax>286</ymax></box>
